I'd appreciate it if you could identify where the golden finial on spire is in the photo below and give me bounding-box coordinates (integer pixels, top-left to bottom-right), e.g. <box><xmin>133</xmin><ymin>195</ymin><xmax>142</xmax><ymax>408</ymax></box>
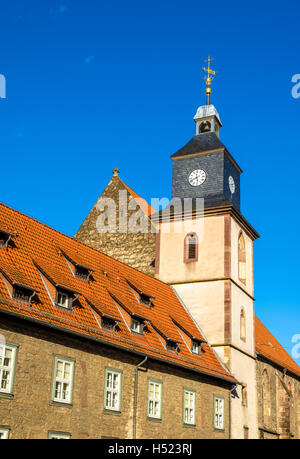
<box><xmin>202</xmin><ymin>56</ymin><xmax>216</xmax><ymax>105</ymax></box>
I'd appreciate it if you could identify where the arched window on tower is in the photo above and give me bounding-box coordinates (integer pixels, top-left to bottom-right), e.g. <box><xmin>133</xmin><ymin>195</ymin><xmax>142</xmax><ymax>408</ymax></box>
<box><xmin>184</xmin><ymin>233</ymin><xmax>198</xmax><ymax>263</ymax></box>
<box><xmin>198</xmin><ymin>120</ymin><xmax>211</xmax><ymax>134</ymax></box>
<box><xmin>238</xmin><ymin>233</ymin><xmax>246</xmax><ymax>284</ymax></box>
<box><xmin>240</xmin><ymin>308</ymin><xmax>246</xmax><ymax>342</ymax></box>
<box><xmin>262</xmin><ymin>369</ymin><xmax>271</xmax><ymax>426</ymax></box>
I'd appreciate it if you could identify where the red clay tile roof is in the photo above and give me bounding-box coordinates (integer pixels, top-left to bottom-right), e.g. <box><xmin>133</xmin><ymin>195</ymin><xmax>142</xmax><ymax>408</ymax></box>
<box><xmin>0</xmin><ymin>202</ymin><xmax>235</xmax><ymax>383</ymax></box>
<box><xmin>0</xmin><ymin>257</ymin><xmax>36</xmax><ymax>291</ymax></box>
<box><xmin>255</xmin><ymin>316</ymin><xmax>300</xmax><ymax>378</ymax></box>
<box><xmin>33</xmin><ymin>257</ymin><xmax>80</xmax><ymax>293</ymax></box>
<box><xmin>121</xmin><ymin>180</ymin><xmax>156</xmax><ymax>217</ymax></box>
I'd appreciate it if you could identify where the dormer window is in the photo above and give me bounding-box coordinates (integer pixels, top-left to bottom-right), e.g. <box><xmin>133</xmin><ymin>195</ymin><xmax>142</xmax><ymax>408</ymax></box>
<box><xmin>131</xmin><ymin>318</ymin><xmax>143</xmax><ymax>335</ymax></box>
<box><xmin>139</xmin><ymin>293</ymin><xmax>152</xmax><ymax>307</ymax></box>
<box><xmin>192</xmin><ymin>341</ymin><xmax>199</xmax><ymax>354</ymax></box>
<box><xmin>12</xmin><ymin>285</ymin><xmax>35</xmax><ymax>303</ymax></box>
<box><xmin>191</xmin><ymin>340</ymin><xmax>201</xmax><ymax>355</ymax></box>
<box><xmin>75</xmin><ymin>265</ymin><xmax>91</xmax><ymax>281</ymax></box>
<box><xmin>60</xmin><ymin>249</ymin><xmax>93</xmax><ymax>282</ymax></box>
<box><xmin>101</xmin><ymin>316</ymin><xmax>118</xmax><ymax>331</ymax></box>
<box><xmin>0</xmin><ymin>230</ymin><xmax>13</xmax><ymax>248</ymax></box>
<box><xmin>166</xmin><ymin>339</ymin><xmax>179</xmax><ymax>353</ymax></box>
<box><xmin>127</xmin><ymin>281</ymin><xmax>154</xmax><ymax>307</ymax></box>
<box><xmin>56</xmin><ymin>290</ymin><xmax>71</xmax><ymax>309</ymax></box>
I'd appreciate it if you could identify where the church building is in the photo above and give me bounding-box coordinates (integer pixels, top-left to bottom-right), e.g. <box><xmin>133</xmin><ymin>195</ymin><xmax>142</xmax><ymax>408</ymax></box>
<box><xmin>75</xmin><ymin>62</ymin><xmax>300</xmax><ymax>439</ymax></box>
<box><xmin>0</xmin><ymin>61</ymin><xmax>299</xmax><ymax>439</ymax></box>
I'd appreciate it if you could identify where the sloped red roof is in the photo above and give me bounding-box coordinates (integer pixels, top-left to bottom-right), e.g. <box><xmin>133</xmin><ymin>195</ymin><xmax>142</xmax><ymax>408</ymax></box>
<box><xmin>0</xmin><ymin>202</ymin><xmax>235</xmax><ymax>383</ymax></box>
<box><xmin>255</xmin><ymin>316</ymin><xmax>300</xmax><ymax>378</ymax></box>
<box><xmin>121</xmin><ymin>180</ymin><xmax>156</xmax><ymax>217</ymax></box>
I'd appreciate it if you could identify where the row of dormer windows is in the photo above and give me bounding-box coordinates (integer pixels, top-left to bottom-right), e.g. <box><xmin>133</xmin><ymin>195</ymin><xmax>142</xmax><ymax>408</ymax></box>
<box><xmin>1</xmin><ymin>260</ymin><xmax>205</xmax><ymax>361</ymax></box>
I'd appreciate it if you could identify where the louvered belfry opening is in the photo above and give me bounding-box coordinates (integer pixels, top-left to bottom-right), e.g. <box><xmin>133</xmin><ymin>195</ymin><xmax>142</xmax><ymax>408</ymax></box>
<box><xmin>188</xmin><ymin>236</ymin><xmax>196</xmax><ymax>259</ymax></box>
<box><xmin>184</xmin><ymin>233</ymin><xmax>198</xmax><ymax>263</ymax></box>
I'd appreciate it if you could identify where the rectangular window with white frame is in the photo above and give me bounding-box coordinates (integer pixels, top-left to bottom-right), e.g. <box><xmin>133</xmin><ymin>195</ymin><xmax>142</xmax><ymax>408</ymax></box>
<box><xmin>183</xmin><ymin>389</ymin><xmax>196</xmax><ymax>425</ymax></box>
<box><xmin>0</xmin><ymin>344</ymin><xmax>17</xmax><ymax>395</ymax></box>
<box><xmin>48</xmin><ymin>432</ymin><xmax>71</xmax><ymax>439</ymax></box>
<box><xmin>104</xmin><ymin>369</ymin><xmax>122</xmax><ymax>412</ymax></box>
<box><xmin>55</xmin><ymin>290</ymin><xmax>71</xmax><ymax>309</ymax></box>
<box><xmin>131</xmin><ymin>318</ymin><xmax>143</xmax><ymax>334</ymax></box>
<box><xmin>0</xmin><ymin>428</ymin><xmax>10</xmax><ymax>439</ymax></box>
<box><xmin>214</xmin><ymin>396</ymin><xmax>225</xmax><ymax>430</ymax></box>
<box><xmin>52</xmin><ymin>357</ymin><xmax>75</xmax><ymax>405</ymax></box>
<box><xmin>148</xmin><ymin>379</ymin><xmax>162</xmax><ymax>420</ymax></box>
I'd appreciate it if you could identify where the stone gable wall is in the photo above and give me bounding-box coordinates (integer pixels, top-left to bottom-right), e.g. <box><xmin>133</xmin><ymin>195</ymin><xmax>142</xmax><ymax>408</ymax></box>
<box><xmin>75</xmin><ymin>176</ymin><xmax>156</xmax><ymax>277</ymax></box>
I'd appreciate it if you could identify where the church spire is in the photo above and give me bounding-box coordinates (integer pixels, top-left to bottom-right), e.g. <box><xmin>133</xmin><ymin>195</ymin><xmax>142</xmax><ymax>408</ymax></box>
<box><xmin>194</xmin><ymin>57</ymin><xmax>222</xmax><ymax>137</ymax></box>
<box><xmin>202</xmin><ymin>56</ymin><xmax>216</xmax><ymax>105</ymax></box>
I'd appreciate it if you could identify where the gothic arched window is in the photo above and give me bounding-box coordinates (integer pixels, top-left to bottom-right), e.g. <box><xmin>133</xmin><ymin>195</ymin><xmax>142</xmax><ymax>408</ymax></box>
<box><xmin>240</xmin><ymin>308</ymin><xmax>246</xmax><ymax>342</ymax></box>
<box><xmin>238</xmin><ymin>232</ymin><xmax>246</xmax><ymax>284</ymax></box>
<box><xmin>184</xmin><ymin>233</ymin><xmax>198</xmax><ymax>263</ymax></box>
<box><xmin>262</xmin><ymin>369</ymin><xmax>271</xmax><ymax>425</ymax></box>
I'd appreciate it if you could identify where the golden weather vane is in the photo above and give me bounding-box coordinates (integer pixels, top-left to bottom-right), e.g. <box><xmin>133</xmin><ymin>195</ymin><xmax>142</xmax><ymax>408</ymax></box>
<box><xmin>202</xmin><ymin>56</ymin><xmax>217</xmax><ymax>105</ymax></box>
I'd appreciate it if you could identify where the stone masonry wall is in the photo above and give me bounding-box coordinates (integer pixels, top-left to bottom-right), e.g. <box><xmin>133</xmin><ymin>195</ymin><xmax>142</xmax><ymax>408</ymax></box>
<box><xmin>0</xmin><ymin>314</ymin><xmax>231</xmax><ymax>439</ymax></box>
<box><xmin>256</xmin><ymin>357</ymin><xmax>300</xmax><ymax>439</ymax></box>
<box><xmin>75</xmin><ymin>176</ymin><xmax>156</xmax><ymax>277</ymax></box>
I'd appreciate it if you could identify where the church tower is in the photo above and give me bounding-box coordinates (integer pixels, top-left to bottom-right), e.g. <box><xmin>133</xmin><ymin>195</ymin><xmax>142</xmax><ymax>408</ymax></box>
<box><xmin>155</xmin><ymin>59</ymin><xmax>260</xmax><ymax>439</ymax></box>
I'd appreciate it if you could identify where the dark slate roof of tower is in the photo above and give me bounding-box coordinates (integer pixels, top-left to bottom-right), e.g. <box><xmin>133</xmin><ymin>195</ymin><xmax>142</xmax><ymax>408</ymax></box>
<box><xmin>171</xmin><ymin>132</ymin><xmax>225</xmax><ymax>158</ymax></box>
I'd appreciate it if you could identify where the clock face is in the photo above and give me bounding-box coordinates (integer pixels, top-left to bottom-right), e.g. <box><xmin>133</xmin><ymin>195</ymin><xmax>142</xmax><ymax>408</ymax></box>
<box><xmin>188</xmin><ymin>169</ymin><xmax>206</xmax><ymax>187</ymax></box>
<box><xmin>229</xmin><ymin>176</ymin><xmax>235</xmax><ymax>194</ymax></box>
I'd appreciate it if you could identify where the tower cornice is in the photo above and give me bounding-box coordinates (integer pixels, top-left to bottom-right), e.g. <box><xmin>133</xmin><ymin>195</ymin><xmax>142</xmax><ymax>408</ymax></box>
<box><xmin>172</xmin><ymin>147</ymin><xmax>243</xmax><ymax>175</ymax></box>
<box><xmin>152</xmin><ymin>204</ymin><xmax>260</xmax><ymax>241</ymax></box>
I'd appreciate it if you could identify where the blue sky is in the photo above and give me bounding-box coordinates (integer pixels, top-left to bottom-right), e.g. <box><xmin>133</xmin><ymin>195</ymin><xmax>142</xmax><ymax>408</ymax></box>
<box><xmin>0</xmin><ymin>0</ymin><xmax>299</xmax><ymax>358</ymax></box>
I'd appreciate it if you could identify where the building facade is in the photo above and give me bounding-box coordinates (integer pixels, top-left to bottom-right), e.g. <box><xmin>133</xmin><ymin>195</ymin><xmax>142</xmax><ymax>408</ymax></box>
<box><xmin>0</xmin><ymin>203</ymin><xmax>235</xmax><ymax>439</ymax></box>
<box><xmin>0</xmin><ymin>312</ymin><xmax>232</xmax><ymax>439</ymax></box>
<box><xmin>75</xmin><ymin>98</ymin><xmax>300</xmax><ymax>439</ymax></box>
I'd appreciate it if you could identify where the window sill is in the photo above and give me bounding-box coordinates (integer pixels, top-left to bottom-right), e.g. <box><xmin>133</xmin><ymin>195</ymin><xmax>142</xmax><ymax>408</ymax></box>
<box><xmin>183</xmin><ymin>423</ymin><xmax>196</xmax><ymax>428</ymax></box>
<box><xmin>131</xmin><ymin>330</ymin><xmax>145</xmax><ymax>336</ymax></box>
<box><xmin>0</xmin><ymin>392</ymin><xmax>14</xmax><ymax>400</ymax></box>
<box><xmin>214</xmin><ymin>427</ymin><xmax>225</xmax><ymax>433</ymax></box>
<box><xmin>104</xmin><ymin>408</ymin><xmax>122</xmax><ymax>415</ymax></box>
<box><xmin>54</xmin><ymin>304</ymin><xmax>73</xmax><ymax>312</ymax></box>
<box><xmin>50</xmin><ymin>400</ymin><xmax>73</xmax><ymax>408</ymax></box>
<box><xmin>147</xmin><ymin>416</ymin><xmax>162</xmax><ymax>423</ymax></box>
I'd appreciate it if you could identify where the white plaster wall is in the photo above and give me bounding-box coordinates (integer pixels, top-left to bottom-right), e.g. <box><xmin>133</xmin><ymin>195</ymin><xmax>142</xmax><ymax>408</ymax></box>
<box><xmin>231</xmin><ymin>283</ymin><xmax>255</xmax><ymax>356</ymax></box>
<box><xmin>173</xmin><ymin>281</ymin><xmax>225</xmax><ymax>345</ymax></box>
<box><xmin>231</xmin><ymin>218</ymin><xmax>254</xmax><ymax>296</ymax></box>
<box><xmin>158</xmin><ymin>213</ymin><xmax>258</xmax><ymax>438</ymax></box>
<box><xmin>229</xmin><ymin>348</ymin><xmax>258</xmax><ymax>439</ymax></box>
<box><xmin>159</xmin><ymin>216</ymin><xmax>225</xmax><ymax>284</ymax></box>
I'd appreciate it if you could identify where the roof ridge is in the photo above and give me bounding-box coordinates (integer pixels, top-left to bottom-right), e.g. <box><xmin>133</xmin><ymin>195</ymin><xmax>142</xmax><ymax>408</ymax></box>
<box><xmin>0</xmin><ymin>201</ymin><xmax>173</xmax><ymax>290</ymax></box>
<box><xmin>255</xmin><ymin>315</ymin><xmax>300</xmax><ymax>377</ymax></box>
<box><xmin>119</xmin><ymin>178</ymin><xmax>156</xmax><ymax>216</ymax></box>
